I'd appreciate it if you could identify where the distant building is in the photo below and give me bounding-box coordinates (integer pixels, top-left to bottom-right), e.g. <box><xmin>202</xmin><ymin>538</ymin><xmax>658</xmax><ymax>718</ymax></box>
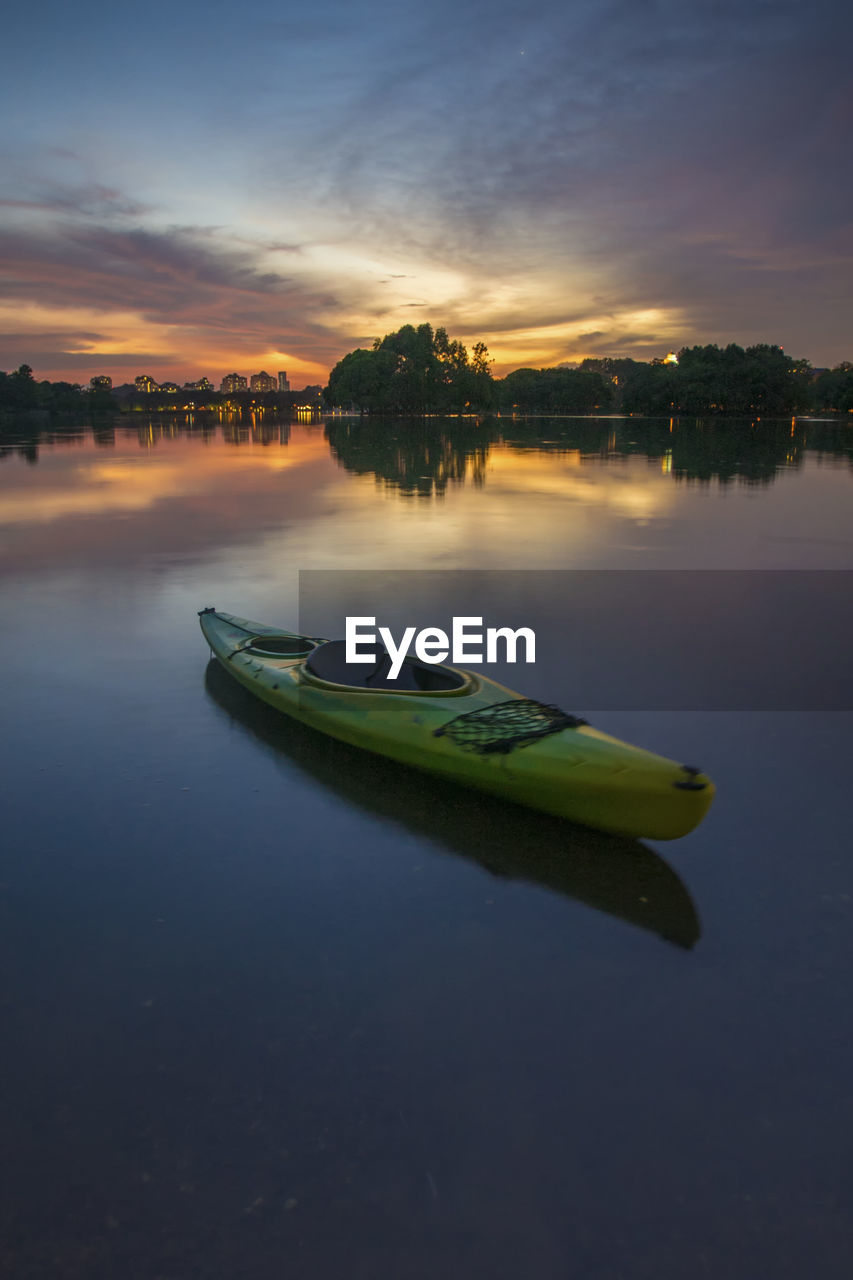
<box><xmin>159</xmin><ymin>382</ymin><xmax>180</xmax><ymax>394</ymax></box>
<box><xmin>90</xmin><ymin>375</ymin><xmax>112</xmax><ymax>390</ymax></box>
<box><xmin>278</xmin><ymin>370</ymin><xmax>290</xmax><ymax>392</ymax></box>
<box><xmin>250</xmin><ymin>370</ymin><xmax>276</xmax><ymax>393</ymax></box>
<box><xmin>135</xmin><ymin>375</ymin><xmax>159</xmax><ymax>393</ymax></box>
<box><xmin>184</xmin><ymin>377</ymin><xmax>213</xmax><ymax>391</ymax></box>
<box><xmin>220</xmin><ymin>373</ymin><xmax>248</xmax><ymax>394</ymax></box>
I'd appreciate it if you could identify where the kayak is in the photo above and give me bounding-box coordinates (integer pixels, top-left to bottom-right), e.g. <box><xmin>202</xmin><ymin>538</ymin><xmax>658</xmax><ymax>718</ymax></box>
<box><xmin>199</xmin><ymin>608</ymin><xmax>715</xmax><ymax>840</ymax></box>
<box><xmin>204</xmin><ymin>658</ymin><xmax>703</xmax><ymax>946</ymax></box>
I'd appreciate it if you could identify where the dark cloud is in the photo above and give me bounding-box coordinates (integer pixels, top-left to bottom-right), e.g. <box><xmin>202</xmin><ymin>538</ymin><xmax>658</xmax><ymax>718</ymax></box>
<box><xmin>0</xmin><ymin>216</ymin><xmax>350</xmax><ymax>380</ymax></box>
<box><xmin>0</xmin><ymin>222</ymin><xmax>336</xmax><ymax>323</ymax></box>
<box><xmin>0</xmin><ymin>330</ymin><xmax>105</xmax><ymax>346</ymax></box>
<box><xmin>17</xmin><ymin>351</ymin><xmax>169</xmax><ymax>370</ymax></box>
<box><xmin>0</xmin><ymin>166</ymin><xmax>153</xmax><ymax>219</ymax></box>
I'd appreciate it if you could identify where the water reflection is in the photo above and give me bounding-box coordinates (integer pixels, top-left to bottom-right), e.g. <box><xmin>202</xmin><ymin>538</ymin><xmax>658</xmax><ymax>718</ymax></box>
<box><xmin>326</xmin><ymin>415</ymin><xmax>853</xmax><ymax>493</ymax></box>
<box><xmin>3</xmin><ymin>414</ymin><xmax>852</xmax><ymax>577</ymax></box>
<box><xmin>204</xmin><ymin>659</ymin><xmax>702</xmax><ymax>948</ymax></box>
<box><xmin>325</xmin><ymin>417</ymin><xmax>492</xmax><ymax>496</ymax></box>
<box><xmin>2</xmin><ymin>414</ymin><xmax>852</xmax><ymax>492</ymax></box>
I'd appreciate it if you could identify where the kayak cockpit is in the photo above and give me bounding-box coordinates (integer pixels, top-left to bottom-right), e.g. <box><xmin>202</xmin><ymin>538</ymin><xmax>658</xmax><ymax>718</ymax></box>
<box><xmin>304</xmin><ymin>639</ymin><xmax>470</xmax><ymax>693</ymax></box>
<box><xmin>243</xmin><ymin>635</ymin><xmax>317</xmax><ymax>658</ymax></box>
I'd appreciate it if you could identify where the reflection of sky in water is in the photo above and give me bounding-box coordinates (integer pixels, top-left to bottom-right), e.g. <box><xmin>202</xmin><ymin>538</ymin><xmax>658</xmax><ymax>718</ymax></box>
<box><xmin>2</xmin><ymin>425</ymin><xmax>852</xmax><ymax>582</ymax></box>
<box><xmin>3</xmin><ymin>417</ymin><xmax>853</xmax><ymax>1279</ymax></box>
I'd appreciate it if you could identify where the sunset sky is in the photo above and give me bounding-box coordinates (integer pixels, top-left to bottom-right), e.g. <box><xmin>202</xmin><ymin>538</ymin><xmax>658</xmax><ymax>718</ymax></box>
<box><xmin>1</xmin><ymin>0</ymin><xmax>850</xmax><ymax>387</ymax></box>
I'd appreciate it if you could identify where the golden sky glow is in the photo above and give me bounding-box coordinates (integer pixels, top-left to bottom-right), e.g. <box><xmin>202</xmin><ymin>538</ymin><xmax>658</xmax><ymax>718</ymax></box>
<box><xmin>0</xmin><ymin>300</ymin><xmax>330</xmax><ymax>385</ymax></box>
<box><xmin>1</xmin><ymin>2</ymin><xmax>850</xmax><ymax>384</ymax></box>
<box><xmin>0</xmin><ymin>288</ymin><xmax>692</xmax><ymax>386</ymax></box>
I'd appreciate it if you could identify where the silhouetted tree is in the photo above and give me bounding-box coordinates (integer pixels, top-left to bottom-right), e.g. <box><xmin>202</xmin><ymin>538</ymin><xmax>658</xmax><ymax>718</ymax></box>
<box><xmin>325</xmin><ymin>324</ymin><xmax>494</xmax><ymax>413</ymax></box>
<box><xmin>812</xmin><ymin>362</ymin><xmax>853</xmax><ymax>412</ymax></box>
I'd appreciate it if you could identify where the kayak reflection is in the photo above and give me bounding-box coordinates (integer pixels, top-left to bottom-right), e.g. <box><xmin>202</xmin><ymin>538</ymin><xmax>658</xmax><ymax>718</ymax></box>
<box><xmin>204</xmin><ymin>659</ymin><xmax>702</xmax><ymax>949</ymax></box>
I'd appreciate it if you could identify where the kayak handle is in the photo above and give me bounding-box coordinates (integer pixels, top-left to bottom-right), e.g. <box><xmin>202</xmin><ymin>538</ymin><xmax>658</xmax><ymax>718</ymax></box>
<box><xmin>674</xmin><ymin>765</ymin><xmax>707</xmax><ymax>791</ymax></box>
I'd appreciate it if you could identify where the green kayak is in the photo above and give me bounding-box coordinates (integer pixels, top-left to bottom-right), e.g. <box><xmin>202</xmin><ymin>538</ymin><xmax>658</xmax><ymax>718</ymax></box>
<box><xmin>199</xmin><ymin>608</ymin><xmax>715</xmax><ymax>840</ymax></box>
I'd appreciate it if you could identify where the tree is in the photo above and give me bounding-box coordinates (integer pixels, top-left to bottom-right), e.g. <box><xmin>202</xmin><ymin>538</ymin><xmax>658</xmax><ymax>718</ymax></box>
<box><xmin>813</xmin><ymin>362</ymin><xmax>853</xmax><ymax>412</ymax></box>
<box><xmin>468</xmin><ymin>342</ymin><xmax>494</xmax><ymax>411</ymax></box>
<box><xmin>325</xmin><ymin>347</ymin><xmax>396</xmax><ymax>412</ymax></box>
<box><xmin>742</xmin><ymin>344</ymin><xmax>805</xmax><ymax>415</ymax></box>
<box><xmin>495</xmin><ymin>366</ymin><xmax>611</xmax><ymax>414</ymax></box>
<box><xmin>620</xmin><ymin>362</ymin><xmax>678</xmax><ymax>415</ymax></box>
<box><xmin>325</xmin><ymin>324</ymin><xmax>494</xmax><ymax>413</ymax></box>
<box><xmin>0</xmin><ymin>365</ymin><xmax>38</xmax><ymax>413</ymax></box>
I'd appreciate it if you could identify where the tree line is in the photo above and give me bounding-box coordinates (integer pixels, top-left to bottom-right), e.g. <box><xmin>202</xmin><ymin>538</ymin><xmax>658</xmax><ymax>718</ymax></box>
<box><xmin>5</xmin><ymin>335</ymin><xmax>853</xmax><ymax>421</ymax></box>
<box><xmin>0</xmin><ymin>364</ymin><xmax>109</xmax><ymax>417</ymax></box>
<box><xmin>324</xmin><ymin>325</ymin><xmax>853</xmax><ymax>416</ymax></box>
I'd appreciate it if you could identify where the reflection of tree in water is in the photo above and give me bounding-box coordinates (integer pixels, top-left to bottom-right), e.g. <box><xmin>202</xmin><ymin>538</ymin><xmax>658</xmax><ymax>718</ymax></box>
<box><xmin>327</xmin><ymin>415</ymin><xmax>853</xmax><ymax>494</ymax></box>
<box><xmin>92</xmin><ymin>425</ymin><xmax>115</xmax><ymax>448</ymax></box>
<box><xmin>325</xmin><ymin>418</ymin><xmax>496</xmax><ymax>497</ymax></box>
<box><xmin>0</xmin><ymin>428</ymin><xmax>87</xmax><ymax>463</ymax></box>
<box><xmin>0</xmin><ymin>414</ymin><xmax>294</xmax><ymax>457</ymax></box>
<box><xmin>1</xmin><ymin>412</ymin><xmax>851</xmax><ymax>488</ymax></box>
<box><xmin>503</xmin><ymin>417</ymin><xmax>853</xmax><ymax>486</ymax></box>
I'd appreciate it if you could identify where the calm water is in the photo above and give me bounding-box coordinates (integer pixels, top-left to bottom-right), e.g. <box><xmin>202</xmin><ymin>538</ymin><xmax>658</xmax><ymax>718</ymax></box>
<box><xmin>1</xmin><ymin>414</ymin><xmax>853</xmax><ymax>1279</ymax></box>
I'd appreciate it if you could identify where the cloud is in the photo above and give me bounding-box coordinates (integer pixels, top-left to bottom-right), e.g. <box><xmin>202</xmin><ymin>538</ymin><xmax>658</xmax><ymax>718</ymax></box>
<box><xmin>0</xmin><ymin>217</ymin><xmax>348</xmax><ymax>381</ymax></box>
<box><xmin>275</xmin><ymin>0</ymin><xmax>853</xmax><ymax>364</ymax></box>
<box><xmin>0</xmin><ymin>224</ymin><xmax>294</xmax><ymax>309</ymax></box>
<box><xmin>2</xmin><ymin>0</ymin><xmax>851</xmax><ymax>378</ymax></box>
<box><xmin>0</xmin><ymin>152</ymin><xmax>155</xmax><ymax>220</ymax></box>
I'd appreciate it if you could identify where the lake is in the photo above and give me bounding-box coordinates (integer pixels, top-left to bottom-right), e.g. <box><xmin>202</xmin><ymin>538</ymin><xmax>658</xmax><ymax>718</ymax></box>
<box><xmin>1</xmin><ymin>413</ymin><xmax>852</xmax><ymax>1279</ymax></box>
